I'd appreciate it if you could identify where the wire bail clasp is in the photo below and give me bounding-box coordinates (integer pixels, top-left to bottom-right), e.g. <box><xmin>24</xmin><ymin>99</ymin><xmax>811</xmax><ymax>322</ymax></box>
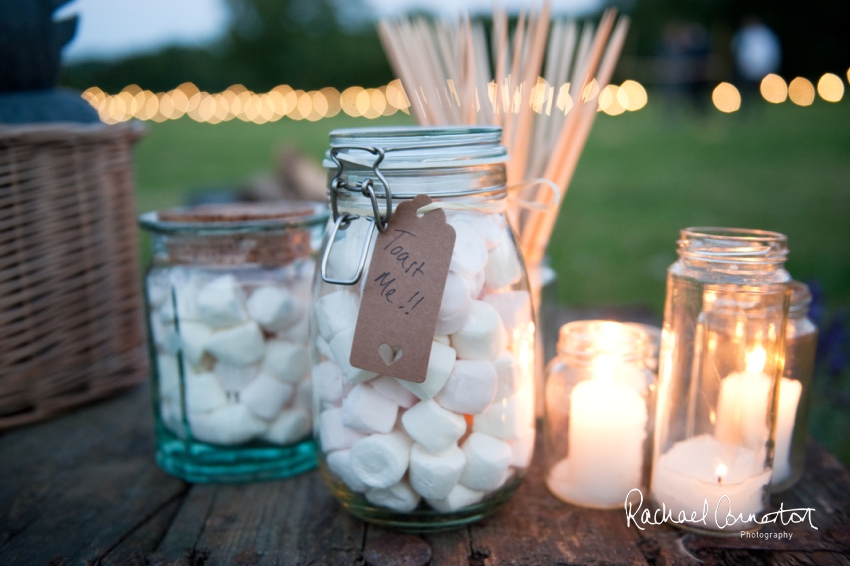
<box><xmin>320</xmin><ymin>145</ymin><xmax>392</xmax><ymax>285</ymax></box>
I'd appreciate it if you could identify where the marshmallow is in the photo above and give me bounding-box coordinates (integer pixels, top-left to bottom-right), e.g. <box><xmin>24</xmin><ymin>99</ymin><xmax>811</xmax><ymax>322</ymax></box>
<box><xmin>206</xmin><ymin>321</ymin><xmax>265</xmax><ymax>366</ymax></box>
<box><xmin>398</xmin><ymin>342</ymin><xmax>456</xmax><ymax>400</ymax></box>
<box><xmin>189</xmin><ymin>403</ymin><xmax>267</xmax><ymax>445</ymax></box>
<box><xmin>473</xmin><ymin>392</ymin><xmax>533</xmax><ymax>440</ymax></box>
<box><xmin>157</xmin><ymin>353</ymin><xmax>180</xmax><ymax>400</ymax></box>
<box><xmin>315</xmin><ymin>291</ymin><xmax>360</xmax><ymax>342</ymax></box>
<box><xmin>319</xmin><ymin>407</ymin><xmax>366</xmax><ymax>452</ymax></box>
<box><xmin>459</xmin><ymin>432</ymin><xmax>512</xmax><ymax>491</ymax></box>
<box><xmin>329</xmin><ymin>328</ymin><xmax>379</xmax><ymax>384</ymax></box>
<box><xmin>160</xmin><ymin>278</ymin><xmax>202</xmax><ymax>323</ymax></box>
<box><xmin>261</xmin><ymin>339</ymin><xmax>309</xmax><ymax>384</ymax></box>
<box><xmin>492</xmin><ymin>352</ymin><xmax>522</xmax><ymax>398</ymax></box>
<box><xmin>196</xmin><ymin>274</ymin><xmax>249</xmax><ymax>328</ymax></box>
<box><xmin>146</xmin><ymin>271</ymin><xmax>169</xmax><ymax>309</ymax></box>
<box><xmin>262</xmin><ymin>408</ymin><xmax>311</xmax><ymax>444</ymax></box>
<box><xmin>434</xmin><ymin>334</ymin><xmax>451</xmax><ymax>346</ymax></box>
<box><xmin>178</xmin><ymin>321</ymin><xmax>213</xmax><ymax>366</ymax></box>
<box><xmin>365</xmin><ymin>480</ymin><xmax>421</xmax><ymax>512</ymax></box>
<box><xmin>342</xmin><ymin>383</ymin><xmax>398</xmax><ymax>434</ymax></box>
<box><xmin>409</xmin><ymin>443</ymin><xmax>466</xmax><ymax>499</ymax></box>
<box><xmin>508</xmin><ymin>426</ymin><xmax>536</xmax><ymax>468</ymax></box>
<box><xmin>370</xmin><ymin>375</ymin><xmax>418</xmax><ymax>409</ymax></box>
<box><xmin>295</xmin><ymin>378</ymin><xmax>313</xmax><ymax>412</ymax></box>
<box><xmin>350</xmin><ymin>429</ymin><xmax>413</xmax><ymax>489</ymax></box>
<box><xmin>484</xmin><ymin>238</ymin><xmax>523</xmax><ymax>290</ymax></box>
<box><xmin>316</xmin><ymin>336</ymin><xmax>334</xmax><ymax>360</ymax></box>
<box><xmin>185</xmin><ymin>371</ymin><xmax>229</xmax><ymax>414</ymax></box>
<box><xmin>426</xmin><ymin>483</ymin><xmax>484</xmax><ymax>513</ymax></box>
<box><xmin>279</xmin><ymin>315</ymin><xmax>309</xmax><ymax>343</ymax></box>
<box><xmin>434</xmin><ymin>360</ymin><xmax>497</xmax><ymax>415</ymax></box>
<box><xmin>450</xmin><ymin>301</ymin><xmax>508</xmax><ymax>361</ymax></box>
<box><xmin>449</xmin><ymin>221</ymin><xmax>488</xmax><ymax>275</ymax></box>
<box><xmin>483</xmin><ymin>291</ymin><xmax>532</xmax><ymax>336</ymax></box>
<box><xmin>327</xmin><ymin>449</ymin><xmax>368</xmax><ymax>493</ymax></box>
<box><xmin>214</xmin><ymin>361</ymin><xmax>260</xmax><ymax>392</ymax></box>
<box><xmin>247</xmin><ymin>286</ymin><xmax>299</xmax><ymax>331</ymax></box>
<box><xmin>314</xmin><ymin>361</ymin><xmax>344</xmax><ymax>404</ymax></box>
<box><xmin>240</xmin><ymin>373</ymin><xmax>294</xmax><ymax>419</ymax></box>
<box><xmin>160</xmin><ymin>398</ymin><xmax>184</xmax><ymax>437</ymax></box>
<box><xmin>151</xmin><ymin>316</ymin><xmax>181</xmax><ymax>355</ymax></box>
<box><xmin>402</xmin><ymin>399</ymin><xmax>466</xmax><ymax>455</ymax></box>
<box><xmin>435</xmin><ymin>273</ymin><xmax>473</xmax><ymax>335</ymax></box>
<box><xmin>458</xmin><ymin>269</ymin><xmax>485</xmax><ymax>301</ymax></box>
<box><xmin>454</xmin><ymin>214</ymin><xmax>506</xmax><ymax>250</ymax></box>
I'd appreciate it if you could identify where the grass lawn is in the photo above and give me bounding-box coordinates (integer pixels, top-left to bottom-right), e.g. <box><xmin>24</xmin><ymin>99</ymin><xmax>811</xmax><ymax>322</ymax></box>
<box><xmin>134</xmin><ymin>100</ymin><xmax>850</xmax><ymax>314</ymax></box>
<box><xmin>133</xmin><ymin>99</ymin><xmax>850</xmax><ymax>462</ymax></box>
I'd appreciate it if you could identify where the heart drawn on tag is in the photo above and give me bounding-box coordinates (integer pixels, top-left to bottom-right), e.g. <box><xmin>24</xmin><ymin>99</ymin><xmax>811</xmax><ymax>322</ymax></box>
<box><xmin>378</xmin><ymin>343</ymin><xmax>404</xmax><ymax>366</ymax></box>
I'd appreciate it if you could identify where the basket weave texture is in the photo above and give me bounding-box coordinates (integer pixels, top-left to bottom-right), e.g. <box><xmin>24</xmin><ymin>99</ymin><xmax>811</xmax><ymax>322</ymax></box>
<box><xmin>0</xmin><ymin>122</ymin><xmax>148</xmax><ymax>429</ymax></box>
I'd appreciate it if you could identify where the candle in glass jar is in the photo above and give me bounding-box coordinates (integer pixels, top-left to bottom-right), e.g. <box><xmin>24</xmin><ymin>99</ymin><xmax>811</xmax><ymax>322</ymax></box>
<box><xmin>715</xmin><ymin>347</ymin><xmax>801</xmax><ymax>480</ymax></box>
<box><xmin>651</xmin><ymin>434</ymin><xmax>771</xmax><ymax>526</ymax></box>
<box><xmin>547</xmin><ymin>356</ymin><xmax>647</xmax><ymax>508</ymax></box>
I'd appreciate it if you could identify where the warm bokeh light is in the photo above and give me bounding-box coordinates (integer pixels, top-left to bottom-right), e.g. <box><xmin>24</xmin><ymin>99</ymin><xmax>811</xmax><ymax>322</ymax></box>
<box><xmin>817</xmin><ymin>73</ymin><xmax>844</xmax><ymax>102</ymax></box>
<box><xmin>760</xmin><ymin>74</ymin><xmax>787</xmax><ymax>104</ymax></box>
<box><xmin>83</xmin><ymin>76</ymin><xmax>652</xmax><ymax>124</ymax></box>
<box><xmin>712</xmin><ymin>82</ymin><xmax>741</xmax><ymax>113</ymax></box>
<box><xmin>598</xmin><ymin>85</ymin><xmax>625</xmax><ymax>115</ymax></box>
<box><xmin>619</xmin><ymin>80</ymin><xmax>647</xmax><ymax>111</ymax></box>
<box><xmin>788</xmin><ymin>77</ymin><xmax>815</xmax><ymax>106</ymax></box>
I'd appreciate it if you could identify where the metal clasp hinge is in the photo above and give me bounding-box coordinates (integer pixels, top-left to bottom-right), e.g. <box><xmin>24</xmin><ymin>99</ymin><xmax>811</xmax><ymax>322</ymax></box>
<box><xmin>320</xmin><ymin>145</ymin><xmax>392</xmax><ymax>285</ymax></box>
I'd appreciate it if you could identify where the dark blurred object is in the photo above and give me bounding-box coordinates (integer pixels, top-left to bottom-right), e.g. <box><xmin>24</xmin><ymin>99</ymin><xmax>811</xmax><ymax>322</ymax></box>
<box><xmin>241</xmin><ymin>146</ymin><xmax>327</xmax><ymax>202</ymax></box>
<box><xmin>62</xmin><ymin>0</ymin><xmax>394</xmax><ymax>94</ymax></box>
<box><xmin>0</xmin><ymin>123</ymin><xmax>148</xmax><ymax>429</ymax></box>
<box><xmin>0</xmin><ymin>0</ymin><xmax>99</xmax><ymax>123</ymax></box>
<box><xmin>656</xmin><ymin>21</ymin><xmax>711</xmax><ymax>113</ymax></box>
<box><xmin>0</xmin><ymin>0</ymin><xmax>77</xmax><ymax>91</ymax></box>
<box><xmin>0</xmin><ymin>88</ymin><xmax>99</xmax><ymax>123</ymax></box>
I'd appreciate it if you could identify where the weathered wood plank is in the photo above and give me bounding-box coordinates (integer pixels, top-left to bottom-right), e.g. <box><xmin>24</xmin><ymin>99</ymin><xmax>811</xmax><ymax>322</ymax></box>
<box><xmin>0</xmin><ymin>384</ymin><xmax>187</xmax><ymax>565</ymax></box>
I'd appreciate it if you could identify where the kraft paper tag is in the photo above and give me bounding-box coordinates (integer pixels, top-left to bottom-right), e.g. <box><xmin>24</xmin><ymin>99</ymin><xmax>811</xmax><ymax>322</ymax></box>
<box><xmin>350</xmin><ymin>194</ymin><xmax>456</xmax><ymax>383</ymax></box>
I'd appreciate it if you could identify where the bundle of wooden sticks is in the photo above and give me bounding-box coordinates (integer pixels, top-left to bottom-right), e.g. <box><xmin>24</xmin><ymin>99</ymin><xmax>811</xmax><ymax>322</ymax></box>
<box><xmin>379</xmin><ymin>5</ymin><xmax>630</xmax><ymax>266</ymax></box>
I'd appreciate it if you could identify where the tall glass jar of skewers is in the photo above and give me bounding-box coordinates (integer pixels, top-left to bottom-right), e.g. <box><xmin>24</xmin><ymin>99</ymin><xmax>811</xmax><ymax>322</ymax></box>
<box><xmin>311</xmin><ymin>126</ymin><xmax>536</xmax><ymax>531</ymax></box>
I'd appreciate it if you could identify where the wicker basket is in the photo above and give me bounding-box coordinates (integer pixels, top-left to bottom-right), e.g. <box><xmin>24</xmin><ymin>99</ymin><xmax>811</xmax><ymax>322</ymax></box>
<box><xmin>0</xmin><ymin>122</ymin><xmax>148</xmax><ymax>429</ymax></box>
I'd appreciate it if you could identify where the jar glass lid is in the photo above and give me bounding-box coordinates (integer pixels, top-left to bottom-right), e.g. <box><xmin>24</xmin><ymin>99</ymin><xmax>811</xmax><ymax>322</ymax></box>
<box><xmin>324</xmin><ymin>125</ymin><xmax>508</xmax><ymax>170</ymax></box>
<box><xmin>139</xmin><ymin>202</ymin><xmax>329</xmax><ymax>235</ymax></box>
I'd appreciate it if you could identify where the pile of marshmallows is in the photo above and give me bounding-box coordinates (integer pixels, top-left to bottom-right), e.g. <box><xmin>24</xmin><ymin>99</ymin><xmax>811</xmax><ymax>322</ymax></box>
<box><xmin>148</xmin><ymin>265</ymin><xmax>314</xmax><ymax>446</ymax></box>
<box><xmin>314</xmin><ymin>213</ymin><xmax>536</xmax><ymax>514</ymax></box>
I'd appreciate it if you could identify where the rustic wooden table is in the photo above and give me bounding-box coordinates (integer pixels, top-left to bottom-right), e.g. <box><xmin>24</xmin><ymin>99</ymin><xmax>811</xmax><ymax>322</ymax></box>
<box><xmin>1</xmin><ymin>384</ymin><xmax>849</xmax><ymax>566</ymax></box>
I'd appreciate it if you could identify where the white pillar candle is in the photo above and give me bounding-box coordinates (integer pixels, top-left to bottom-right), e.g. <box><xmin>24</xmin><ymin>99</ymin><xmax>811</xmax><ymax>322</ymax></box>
<box><xmin>651</xmin><ymin>434</ymin><xmax>771</xmax><ymax>527</ymax></box>
<box><xmin>771</xmin><ymin>378</ymin><xmax>802</xmax><ymax>485</ymax></box>
<box><xmin>546</xmin><ymin>357</ymin><xmax>648</xmax><ymax>509</ymax></box>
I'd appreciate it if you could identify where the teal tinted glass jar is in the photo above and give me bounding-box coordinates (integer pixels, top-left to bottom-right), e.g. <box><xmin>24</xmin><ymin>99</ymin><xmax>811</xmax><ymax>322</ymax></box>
<box><xmin>140</xmin><ymin>202</ymin><xmax>328</xmax><ymax>482</ymax></box>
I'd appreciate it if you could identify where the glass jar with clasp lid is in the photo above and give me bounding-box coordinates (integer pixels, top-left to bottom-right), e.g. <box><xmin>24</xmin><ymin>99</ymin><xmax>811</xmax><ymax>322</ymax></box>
<box><xmin>311</xmin><ymin>126</ymin><xmax>536</xmax><ymax>531</ymax></box>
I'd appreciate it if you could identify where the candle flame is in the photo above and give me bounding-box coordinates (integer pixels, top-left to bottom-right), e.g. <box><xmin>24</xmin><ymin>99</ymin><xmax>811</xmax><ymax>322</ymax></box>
<box><xmin>746</xmin><ymin>346</ymin><xmax>767</xmax><ymax>373</ymax></box>
<box><xmin>716</xmin><ymin>463</ymin><xmax>727</xmax><ymax>484</ymax></box>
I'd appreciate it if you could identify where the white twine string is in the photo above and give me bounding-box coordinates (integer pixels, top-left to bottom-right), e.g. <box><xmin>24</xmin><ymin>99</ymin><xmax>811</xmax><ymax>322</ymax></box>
<box><xmin>416</xmin><ymin>178</ymin><xmax>561</xmax><ymax>215</ymax></box>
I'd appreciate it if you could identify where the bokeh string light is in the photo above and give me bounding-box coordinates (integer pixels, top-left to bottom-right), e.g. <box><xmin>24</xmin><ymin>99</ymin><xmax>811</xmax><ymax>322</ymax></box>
<box><xmin>82</xmin><ymin>78</ymin><xmax>649</xmax><ymax>124</ymax></box>
<box><xmin>788</xmin><ymin>77</ymin><xmax>816</xmax><ymax>106</ymax></box>
<box><xmin>712</xmin><ymin>82</ymin><xmax>741</xmax><ymax>113</ymax></box>
<box><xmin>817</xmin><ymin>73</ymin><xmax>844</xmax><ymax>103</ymax></box>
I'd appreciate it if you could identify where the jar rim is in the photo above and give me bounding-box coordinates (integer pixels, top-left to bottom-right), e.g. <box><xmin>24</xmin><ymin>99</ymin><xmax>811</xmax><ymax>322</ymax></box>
<box><xmin>789</xmin><ymin>281</ymin><xmax>812</xmax><ymax>314</ymax></box>
<box><xmin>139</xmin><ymin>202</ymin><xmax>329</xmax><ymax>235</ymax></box>
<box><xmin>556</xmin><ymin>320</ymin><xmax>648</xmax><ymax>362</ymax></box>
<box><xmin>324</xmin><ymin>125</ymin><xmax>508</xmax><ymax>170</ymax></box>
<box><xmin>678</xmin><ymin>227</ymin><xmax>789</xmax><ymax>265</ymax></box>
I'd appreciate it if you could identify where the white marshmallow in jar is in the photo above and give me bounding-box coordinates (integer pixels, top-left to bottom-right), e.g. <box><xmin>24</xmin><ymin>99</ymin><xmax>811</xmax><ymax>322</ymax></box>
<box><xmin>312</xmin><ymin>126</ymin><xmax>536</xmax><ymax>531</ymax></box>
<box><xmin>140</xmin><ymin>202</ymin><xmax>328</xmax><ymax>483</ymax></box>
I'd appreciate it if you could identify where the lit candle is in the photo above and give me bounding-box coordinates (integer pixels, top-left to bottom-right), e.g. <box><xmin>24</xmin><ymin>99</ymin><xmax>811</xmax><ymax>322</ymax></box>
<box><xmin>715</xmin><ymin>346</ymin><xmax>801</xmax><ymax>481</ymax></box>
<box><xmin>651</xmin><ymin>434</ymin><xmax>772</xmax><ymax>524</ymax></box>
<box><xmin>547</xmin><ymin>355</ymin><xmax>648</xmax><ymax>509</ymax></box>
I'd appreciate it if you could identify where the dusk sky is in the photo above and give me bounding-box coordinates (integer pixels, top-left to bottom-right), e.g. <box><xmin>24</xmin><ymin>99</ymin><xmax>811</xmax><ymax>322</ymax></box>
<box><xmin>58</xmin><ymin>0</ymin><xmax>602</xmax><ymax>62</ymax></box>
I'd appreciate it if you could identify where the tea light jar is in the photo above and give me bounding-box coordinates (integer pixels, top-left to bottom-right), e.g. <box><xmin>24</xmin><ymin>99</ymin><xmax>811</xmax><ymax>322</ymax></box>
<box><xmin>312</xmin><ymin>126</ymin><xmax>536</xmax><ymax>531</ymax></box>
<box><xmin>650</xmin><ymin>228</ymin><xmax>792</xmax><ymax>533</ymax></box>
<box><xmin>545</xmin><ymin>321</ymin><xmax>654</xmax><ymax>509</ymax></box>
<box><xmin>770</xmin><ymin>281</ymin><xmax>817</xmax><ymax>491</ymax></box>
<box><xmin>140</xmin><ymin>202</ymin><xmax>328</xmax><ymax>482</ymax></box>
